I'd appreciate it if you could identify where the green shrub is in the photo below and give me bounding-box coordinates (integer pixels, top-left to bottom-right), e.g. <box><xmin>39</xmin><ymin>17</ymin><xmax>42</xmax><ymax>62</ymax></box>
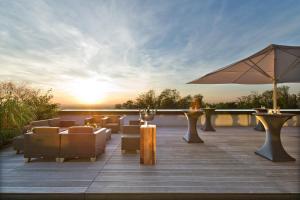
<box><xmin>0</xmin><ymin>129</ymin><xmax>20</xmax><ymax>146</ymax></box>
<box><xmin>0</xmin><ymin>81</ymin><xmax>59</xmax><ymax>147</ymax></box>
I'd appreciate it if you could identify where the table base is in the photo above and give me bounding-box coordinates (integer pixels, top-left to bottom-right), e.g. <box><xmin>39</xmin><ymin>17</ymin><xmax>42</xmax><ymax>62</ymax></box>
<box><xmin>254</xmin><ymin>122</ymin><xmax>265</xmax><ymax>131</ymax></box>
<box><xmin>255</xmin><ymin>144</ymin><xmax>295</xmax><ymax>162</ymax></box>
<box><xmin>183</xmin><ymin>133</ymin><xmax>203</xmax><ymax>143</ymax></box>
<box><xmin>201</xmin><ymin>125</ymin><xmax>215</xmax><ymax>132</ymax></box>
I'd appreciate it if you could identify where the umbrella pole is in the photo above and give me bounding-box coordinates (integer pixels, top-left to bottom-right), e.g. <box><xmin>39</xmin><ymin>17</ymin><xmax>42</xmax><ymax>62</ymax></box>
<box><xmin>273</xmin><ymin>80</ymin><xmax>277</xmax><ymax>110</ymax></box>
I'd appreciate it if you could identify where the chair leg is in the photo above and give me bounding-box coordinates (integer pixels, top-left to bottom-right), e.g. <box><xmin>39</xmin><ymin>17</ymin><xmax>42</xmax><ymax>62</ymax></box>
<box><xmin>90</xmin><ymin>157</ymin><xmax>96</xmax><ymax>162</ymax></box>
<box><xmin>24</xmin><ymin>158</ymin><xmax>31</xmax><ymax>163</ymax></box>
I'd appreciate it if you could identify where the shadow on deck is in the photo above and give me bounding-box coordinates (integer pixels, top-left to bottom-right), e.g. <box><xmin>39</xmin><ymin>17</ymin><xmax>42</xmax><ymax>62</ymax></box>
<box><xmin>0</xmin><ymin>127</ymin><xmax>299</xmax><ymax>199</ymax></box>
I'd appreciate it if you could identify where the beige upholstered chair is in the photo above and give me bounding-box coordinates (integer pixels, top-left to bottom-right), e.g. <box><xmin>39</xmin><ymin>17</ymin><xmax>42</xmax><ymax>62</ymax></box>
<box><xmin>129</xmin><ymin>120</ymin><xmax>145</xmax><ymax>125</ymax></box>
<box><xmin>24</xmin><ymin>127</ymin><xmax>61</xmax><ymax>162</ymax></box>
<box><xmin>30</xmin><ymin>118</ymin><xmax>76</xmax><ymax>128</ymax></box>
<box><xmin>13</xmin><ymin>118</ymin><xmax>76</xmax><ymax>154</ymax></box>
<box><xmin>121</xmin><ymin>125</ymin><xmax>140</xmax><ymax>153</ymax></box>
<box><xmin>84</xmin><ymin>115</ymin><xmax>107</xmax><ymax>127</ymax></box>
<box><xmin>102</xmin><ymin>115</ymin><xmax>125</xmax><ymax>133</ymax></box>
<box><xmin>59</xmin><ymin>126</ymin><xmax>106</xmax><ymax>162</ymax></box>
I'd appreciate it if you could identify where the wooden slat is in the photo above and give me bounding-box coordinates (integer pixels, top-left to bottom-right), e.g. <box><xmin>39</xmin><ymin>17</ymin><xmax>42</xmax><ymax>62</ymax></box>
<box><xmin>0</xmin><ymin>126</ymin><xmax>299</xmax><ymax>199</ymax></box>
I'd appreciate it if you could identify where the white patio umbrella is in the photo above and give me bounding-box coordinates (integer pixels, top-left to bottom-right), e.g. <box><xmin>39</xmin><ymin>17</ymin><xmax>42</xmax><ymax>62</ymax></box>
<box><xmin>188</xmin><ymin>44</ymin><xmax>300</xmax><ymax>109</ymax></box>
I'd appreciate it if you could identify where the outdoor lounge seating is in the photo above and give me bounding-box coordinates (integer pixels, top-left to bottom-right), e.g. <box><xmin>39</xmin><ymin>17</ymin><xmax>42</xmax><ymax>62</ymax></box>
<box><xmin>13</xmin><ymin>118</ymin><xmax>76</xmax><ymax>154</ymax></box>
<box><xmin>84</xmin><ymin>115</ymin><xmax>107</xmax><ymax>127</ymax></box>
<box><xmin>121</xmin><ymin>125</ymin><xmax>140</xmax><ymax>153</ymax></box>
<box><xmin>129</xmin><ymin>120</ymin><xmax>145</xmax><ymax>125</ymax></box>
<box><xmin>24</xmin><ymin>127</ymin><xmax>61</xmax><ymax>162</ymax></box>
<box><xmin>84</xmin><ymin>116</ymin><xmax>112</xmax><ymax>140</ymax></box>
<box><xmin>31</xmin><ymin>118</ymin><xmax>76</xmax><ymax>128</ymax></box>
<box><xmin>102</xmin><ymin>115</ymin><xmax>125</xmax><ymax>133</ymax></box>
<box><xmin>59</xmin><ymin>126</ymin><xmax>107</xmax><ymax>162</ymax></box>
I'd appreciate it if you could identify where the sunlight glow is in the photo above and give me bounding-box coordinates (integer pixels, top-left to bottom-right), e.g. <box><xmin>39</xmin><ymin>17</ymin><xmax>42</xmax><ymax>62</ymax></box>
<box><xmin>68</xmin><ymin>79</ymin><xmax>117</xmax><ymax>104</ymax></box>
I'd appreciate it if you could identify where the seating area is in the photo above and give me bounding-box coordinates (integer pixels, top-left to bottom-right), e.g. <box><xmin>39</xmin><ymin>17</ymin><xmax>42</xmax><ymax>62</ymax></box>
<box><xmin>84</xmin><ymin>115</ymin><xmax>126</xmax><ymax>133</ymax></box>
<box><xmin>11</xmin><ymin>115</ymin><xmax>130</xmax><ymax>163</ymax></box>
<box><xmin>13</xmin><ymin>117</ymin><xmax>76</xmax><ymax>154</ymax></box>
<box><xmin>1</xmin><ymin>126</ymin><xmax>299</xmax><ymax>200</ymax></box>
<box><xmin>24</xmin><ymin>126</ymin><xmax>108</xmax><ymax>162</ymax></box>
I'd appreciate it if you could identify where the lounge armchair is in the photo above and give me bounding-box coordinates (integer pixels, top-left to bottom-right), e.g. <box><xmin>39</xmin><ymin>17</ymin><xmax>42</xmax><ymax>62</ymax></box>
<box><xmin>60</xmin><ymin>126</ymin><xmax>107</xmax><ymax>162</ymax></box>
<box><xmin>121</xmin><ymin>125</ymin><xmax>140</xmax><ymax>153</ymax></box>
<box><xmin>84</xmin><ymin>115</ymin><xmax>106</xmax><ymax>126</ymax></box>
<box><xmin>30</xmin><ymin>118</ymin><xmax>76</xmax><ymax>128</ymax></box>
<box><xmin>102</xmin><ymin>115</ymin><xmax>126</xmax><ymax>133</ymax></box>
<box><xmin>84</xmin><ymin>115</ymin><xmax>112</xmax><ymax>140</ymax></box>
<box><xmin>129</xmin><ymin>120</ymin><xmax>145</xmax><ymax>125</ymax></box>
<box><xmin>13</xmin><ymin>118</ymin><xmax>76</xmax><ymax>154</ymax></box>
<box><xmin>24</xmin><ymin>127</ymin><xmax>61</xmax><ymax>162</ymax></box>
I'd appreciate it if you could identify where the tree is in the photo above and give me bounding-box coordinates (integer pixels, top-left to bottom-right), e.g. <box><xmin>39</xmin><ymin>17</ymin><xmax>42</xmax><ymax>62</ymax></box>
<box><xmin>122</xmin><ymin>100</ymin><xmax>137</xmax><ymax>109</ymax></box>
<box><xmin>177</xmin><ymin>95</ymin><xmax>193</xmax><ymax>109</ymax></box>
<box><xmin>24</xmin><ymin>89</ymin><xmax>59</xmax><ymax>120</ymax></box>
<box><xmin>136</xmin><ymin>90</ymin><xmax>157</xmax><ymax>109</ymax></box>
<box><xmin>115</xmin><ymin>86</ymin><xmax>299</xmax><ymax>109</ymax></box>
<box><xmin>157</xmin><ymin>89</ymin><xmax>180</xmax><ymax>109</ymax></box>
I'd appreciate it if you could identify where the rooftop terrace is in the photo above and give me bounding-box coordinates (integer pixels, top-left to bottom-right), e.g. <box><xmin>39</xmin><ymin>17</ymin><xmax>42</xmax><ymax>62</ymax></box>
<box><xmin>1</xmin><ymin>126</ymin><xmax>299</xmax><ymax>200</ymax></box>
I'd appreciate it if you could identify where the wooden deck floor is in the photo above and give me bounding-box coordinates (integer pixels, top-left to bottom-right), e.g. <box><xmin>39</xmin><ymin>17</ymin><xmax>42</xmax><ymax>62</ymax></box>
<box><xmin>0</xmin><ymin>127</ymin><xmax>299</xmax><ymax>199</ymax></box>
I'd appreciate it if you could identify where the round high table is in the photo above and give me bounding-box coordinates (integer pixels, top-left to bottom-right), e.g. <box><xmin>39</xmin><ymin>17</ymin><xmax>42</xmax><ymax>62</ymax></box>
<box><xmin>201</xmin><ymin>108</ymin><xmax>216</xmax><ymax>131</ymax></box>
<box><xmin>253</xmin><ymin>108</ymin><xmax>268</xmax><ymax>131</ymax></box>
<box><xmin>183</xmin><ymin>111</ymin><xmax>204</xmax><ymax>143</ymax></box>
<box><xmin>255</xmin><ymin>113</ymin><xmax>296</xmax><ymax>162</ymax></box>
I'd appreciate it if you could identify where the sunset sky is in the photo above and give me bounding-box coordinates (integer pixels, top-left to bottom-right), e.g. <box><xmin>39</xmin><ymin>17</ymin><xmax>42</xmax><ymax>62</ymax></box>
<box><xmin>1</xmin><ymin>0</ymin><xmax>300</xmax><ymax>107</ymax></box>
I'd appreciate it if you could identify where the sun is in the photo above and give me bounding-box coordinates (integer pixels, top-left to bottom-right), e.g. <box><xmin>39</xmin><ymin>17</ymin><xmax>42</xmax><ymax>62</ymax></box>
<box><xmin>69</xmin><ymin>80</ymin><xmax>109</xmax><ymax>104</ymax></box>
<box><xmin>77</xmin><ymin>87</ymin><xmax>104</xmax><ymax>104</ymax></box>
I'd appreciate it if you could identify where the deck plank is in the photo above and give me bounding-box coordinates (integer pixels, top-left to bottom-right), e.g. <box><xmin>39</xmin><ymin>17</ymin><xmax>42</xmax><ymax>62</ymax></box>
<box><xmin>0</xmin><ymin>126</ymin><xmax>299</xmax><ymax>199</ymax></box>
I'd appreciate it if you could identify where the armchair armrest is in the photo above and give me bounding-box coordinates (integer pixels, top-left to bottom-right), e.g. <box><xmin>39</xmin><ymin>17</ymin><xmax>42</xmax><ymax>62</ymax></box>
<box><xmin>121</xmin><ymin>125</ymin><xmax>140</xmax><ymax>135</ymax></box>
<box><xmin>94</xmin><ymin>128</ymin><xmax>106</xmax><ymax>154</ymax></box>
<box><xmin>94</xmin><ymin>128</ymin><xmax>107</xmax><ymax>135</ymax></box>
<box><xmin>119</xmin><ymin>115</ymin><xmax>126</xmax><ymax>126</ymax></box>
<box><xmin>22</xmin><ymin>125</ymin><xmax>32</xmax><ymax>134</ymax></box>
<box><xmin>25</xmin><ymin>131</ymin><xmax>33</xmax><ymax>135</ymax></box>
<box><xmin>101</xmin><ymin>117</ymin><xmax>109</xmax><ymax>126</ymax></box>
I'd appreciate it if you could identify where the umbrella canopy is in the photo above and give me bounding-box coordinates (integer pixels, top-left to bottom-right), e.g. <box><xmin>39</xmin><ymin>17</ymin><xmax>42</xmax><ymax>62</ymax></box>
<box><xmin>188</xmin><ymin>44</ymin><xmax>300</xmax><ymax>109</ymax></box>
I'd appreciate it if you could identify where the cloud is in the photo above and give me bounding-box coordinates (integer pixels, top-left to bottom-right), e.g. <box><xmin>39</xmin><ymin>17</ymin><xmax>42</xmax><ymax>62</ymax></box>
<box><xmin>0</xmin><ymin>0</ymin><xmax>299</xmax><ymax>105</ymax></box>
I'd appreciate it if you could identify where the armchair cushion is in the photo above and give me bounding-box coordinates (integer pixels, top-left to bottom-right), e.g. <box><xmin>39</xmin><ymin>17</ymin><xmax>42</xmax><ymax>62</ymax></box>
<box><xmin>24</xmin><ymin>127</ymin><xmax>60</xmax><ymax>159</ymax></box>
<box><xmin>109</xmin><ymin>116</ymin><xmax>119</xmax><ymax>123</ymax></box>
<box><xmin>121</xmin><ymin>125</ymin><xmax>140</xmax><ymax>135</ymax></box>
<box><xmin>32</xmin><ymin>127</ymin><xmax>60</xmax><ymax>135</ymax></box>
<box><xmin>30</xmin><ymin>120</ymin><xmax>49</xmax><ymax>127</ymax></box>
<box><xmin>60</xmin><ymin>120</ymin><xmax>76</xmax><ymax>127</ymax></box>
<box><xmin>48</xmin><ymin>118</ymin><xmax>60</xmax><ymax>127</ymax></box>
<box><xmin>68</xmin><ymin>126</ymin><xmax>93</xmax><ymax>134</ymax></box>
<box><xmin>92</xmin><ymin>115</ymin><xmax>105</xmax><ymax>124</ymax></box>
